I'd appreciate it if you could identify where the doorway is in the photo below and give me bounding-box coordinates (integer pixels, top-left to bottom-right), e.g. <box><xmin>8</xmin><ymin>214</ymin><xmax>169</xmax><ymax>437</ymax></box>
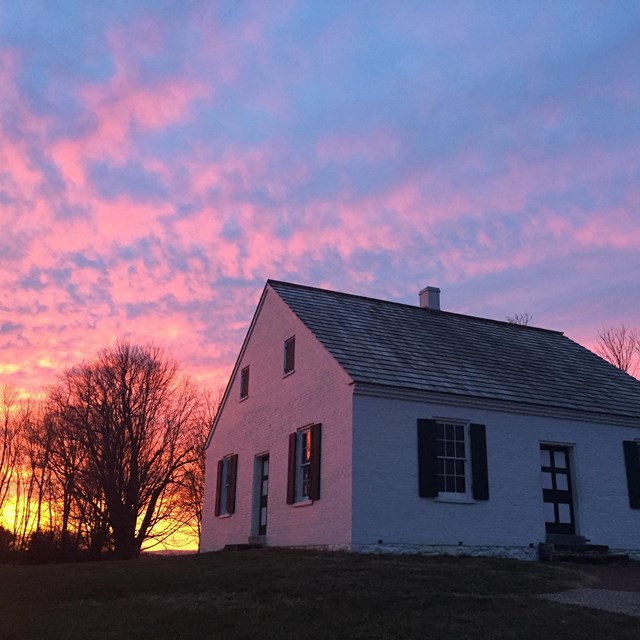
<box><xmin>254</xmin><ymin>454</ymin><xmax>269</xmax><ymax>537</ymax></box>
<box><xmin>540</xmin><ymin>444</ymin><xmax>575</xmax><ymax>535</ymax></box>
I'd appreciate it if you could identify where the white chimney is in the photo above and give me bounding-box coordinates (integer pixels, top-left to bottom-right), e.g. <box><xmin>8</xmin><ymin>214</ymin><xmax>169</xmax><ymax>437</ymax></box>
<box><xmin>419</xmin><ymin>286</ymin><xmax>441</xmax><ymax>310</ymax></box>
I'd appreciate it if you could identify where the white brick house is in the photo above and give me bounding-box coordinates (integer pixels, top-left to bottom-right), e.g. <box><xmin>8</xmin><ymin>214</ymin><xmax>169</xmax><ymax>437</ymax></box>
<box><xmin>200</xmin><ymin>281</ymin><xmax>640</xmax><ymax>559</ymax></box>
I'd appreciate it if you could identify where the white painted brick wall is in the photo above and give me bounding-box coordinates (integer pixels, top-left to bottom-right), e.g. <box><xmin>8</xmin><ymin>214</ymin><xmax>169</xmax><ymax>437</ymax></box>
<box><xmin>200</xmin><ymin>286</ymin><xmax>354</xmax><ymax>552</ymax></box>
<box><xmin>352</xmin><ymin>393</ymin><xmax>640</xmax><ymax>555</ymax></box>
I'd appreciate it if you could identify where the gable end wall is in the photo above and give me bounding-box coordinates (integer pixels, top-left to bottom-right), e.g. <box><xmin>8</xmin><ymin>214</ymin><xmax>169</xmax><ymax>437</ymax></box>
<box><xmin>200</xmin><ymin>287</ymin><xmax>354</xmax><ymax>551</ymax></box>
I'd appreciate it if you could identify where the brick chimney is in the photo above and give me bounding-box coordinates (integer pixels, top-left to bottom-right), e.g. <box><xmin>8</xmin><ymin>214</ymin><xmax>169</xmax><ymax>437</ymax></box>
<box><xmin>419</xmin><ymin>286</ymin><xmax>440</xmax><ymax>310</ymax></box>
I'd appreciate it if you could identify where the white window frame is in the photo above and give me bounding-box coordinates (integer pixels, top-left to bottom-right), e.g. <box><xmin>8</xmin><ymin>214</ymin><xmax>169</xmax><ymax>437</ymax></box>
<box><xmin>218</xmin><ymin>456</ymin><xmax>231</xmax><ymax>515</ymax></box>
<box><xmin>435</xmin><ymin>421</ymin><xmax>471</xmax><ymax>500</ymax></box>
<box><xmin>296</xmin><ymin>428</ymin><xmax>312</xmax><ymax>502</ymax></box>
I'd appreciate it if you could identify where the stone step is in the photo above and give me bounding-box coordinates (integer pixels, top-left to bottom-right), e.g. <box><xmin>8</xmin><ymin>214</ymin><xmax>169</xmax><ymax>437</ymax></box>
<box><xmin>538</xmin><ymin>541</ymin><xmax>629</xmax><ymax>564</ymax></box>
<box><xmin>552</xmin><ymin>543</ymin><xmax>610</xmax><ymax>553</ymax></box>
<box><xmin>549</xmin><ymin>551</ymin><xmax>629</xmax><ymax>564</ymax></box>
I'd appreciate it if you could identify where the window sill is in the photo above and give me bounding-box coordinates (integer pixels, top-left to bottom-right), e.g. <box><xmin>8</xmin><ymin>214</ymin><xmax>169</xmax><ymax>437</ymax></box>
<box><xmin>216</xmin><ymin>513</ymin><xmax>232</xmax><ymax>518</ymax></box>
<box><xmin>293</xmin><ymin>499</ymin><xmax>314</xmax><ymax>508</ymax></box>
<box><xmin>239</xmin><ymin>395</ymin><xmax>248</xmax><ymax>402</ymax></box>
<box><xmin>434</xmin><ymin>496</ymin><xmax>476</xmax><ymax>505</ymax></box>
<box><xmin>283</xmin><ymin>369</ymin><xmax>295</xmax><ymax>378</ymax></box>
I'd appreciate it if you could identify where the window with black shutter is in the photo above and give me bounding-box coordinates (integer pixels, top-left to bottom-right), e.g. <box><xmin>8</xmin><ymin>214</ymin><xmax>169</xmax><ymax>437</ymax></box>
<box><xmin>215</xmin><ymin>454</ymin><xmax>238</xmax><ymax>516</ymax></box>
<box><xmin>287</xmin><ymin>424</ymin><xmax>322</xmax><ymax>503</ymax></box>
<box><xmin>417</xmin><ymin>419</ymin><xmax>489</xmax><ymax>501</ymax></box>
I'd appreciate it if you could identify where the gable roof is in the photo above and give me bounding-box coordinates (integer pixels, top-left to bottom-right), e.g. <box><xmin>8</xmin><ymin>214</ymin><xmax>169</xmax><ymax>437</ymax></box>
<box><xmin>269</xmin><ymin>280</ymin><xmax>640</xmax><ymax>421</ymax></box>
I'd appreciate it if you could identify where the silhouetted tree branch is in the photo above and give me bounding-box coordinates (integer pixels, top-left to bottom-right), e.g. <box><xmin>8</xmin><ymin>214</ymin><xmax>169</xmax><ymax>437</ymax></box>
<box><xmin>506</xmin><ymin>313</ymin><xmax>532</xmax><ymax>326</ymax></box>
<box><xmin>596</xmin><ymin>325</ymin><xmax>639</xmax><ymax>376</ymax></box>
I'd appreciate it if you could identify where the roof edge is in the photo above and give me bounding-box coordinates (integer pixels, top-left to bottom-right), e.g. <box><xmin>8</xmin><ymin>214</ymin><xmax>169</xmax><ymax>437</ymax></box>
<box><xmin>267</xmin><ymin>279</ymin><xmax>564</xmax><ymax>336</ymax></box>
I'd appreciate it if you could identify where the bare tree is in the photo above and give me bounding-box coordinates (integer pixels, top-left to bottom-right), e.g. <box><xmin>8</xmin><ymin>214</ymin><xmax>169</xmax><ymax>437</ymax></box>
<box><xmin>0</xmin><ymin>387</ymin><xmax>40</xmax><ymax>551</ymax></box>
<box><xmin>506</xmin><ymin>313</ymin><xmax>532</xmax><ymax>326</ymax></box>
<box><xmin>596</xmin><ymin>325</ymin><xmax>639</xmax><ymax>376</ymax></box>
<box><xmin>0</xmin><ymin>386</ymin><xmax>20</xmax><ymax>520</ymax></box>
<box><xmin>49</xmin><ymin>340</ymin><xmax>205</xmax><ymax>559</ymax></box>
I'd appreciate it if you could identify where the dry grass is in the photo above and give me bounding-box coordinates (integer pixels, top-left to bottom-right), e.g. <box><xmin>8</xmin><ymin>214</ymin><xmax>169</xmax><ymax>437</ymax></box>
<box><xmin>0</xmin><ymin>549</ymin><xmax>637</xmax><ymax>639</ymax></box>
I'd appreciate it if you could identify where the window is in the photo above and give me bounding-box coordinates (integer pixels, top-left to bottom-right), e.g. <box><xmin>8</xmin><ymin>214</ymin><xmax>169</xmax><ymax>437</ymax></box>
<box><xmin>240</xmin><ymin>366</ymin><xmax>249</xmax><ymax>399</ymax></box>
<box><xmin>284</xmin><ymin>336</ymin><xmax>296</xmax><ymax>374</ymax></box>
<box><xmin>214</xmin><ymin>454</ymin><xmax>238</xmax><ymax>516</ymax></box>
<box><xmin>623</xmin><ymin>441</ymin><xmax>640</xmax><ymax>509</ymax></box>
<box><xmin>287</xmin><ymin>423</ymin><xmax>321</xmax><ymax>503</ymax></box>
<box><xmin>436</xmin><ymin>422</ymin><xmax>467</xmax><ymax>495</ymax></box>
<box><xmin>417</xmin><ymin>419</ymin><xmax>489</xmax><ymax>501</ymax></box>
<box><xmin>299</xmin><ymin>429</ymin><xmax>312</xmax><ymax>498</ymax></box>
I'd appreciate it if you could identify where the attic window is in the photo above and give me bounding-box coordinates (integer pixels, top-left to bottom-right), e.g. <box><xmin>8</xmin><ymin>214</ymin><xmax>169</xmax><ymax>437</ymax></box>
<box><xmin>284</xmin><ymin>336</ymin><xmax>296</xmax><ymax>375</ymax></box>
<box><xmin>240</xmin><ymin>366</ymin><xmax>250</xmax><ymax>399</ymax></box>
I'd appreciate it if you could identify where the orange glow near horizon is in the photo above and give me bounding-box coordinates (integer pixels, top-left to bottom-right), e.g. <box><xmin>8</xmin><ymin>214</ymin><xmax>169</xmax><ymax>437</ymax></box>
<box><xmin>1</xmin><ymin>499</ymin><xmax>199</xmax><ymax>553</ymax></box>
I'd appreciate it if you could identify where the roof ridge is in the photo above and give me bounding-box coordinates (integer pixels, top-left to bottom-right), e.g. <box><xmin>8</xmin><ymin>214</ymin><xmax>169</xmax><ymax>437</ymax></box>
<box><xmin>267</xmin><ymin>279</ymin><xmax>563</xmax><ymax>336</ymax></box>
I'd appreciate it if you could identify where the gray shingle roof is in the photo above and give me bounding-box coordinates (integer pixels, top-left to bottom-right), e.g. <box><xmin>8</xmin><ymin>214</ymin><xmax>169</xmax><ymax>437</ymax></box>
<box><xmin>269</xmin><ymin>280</ymin><xmax>640</xmax><ymax>420</ymax></box>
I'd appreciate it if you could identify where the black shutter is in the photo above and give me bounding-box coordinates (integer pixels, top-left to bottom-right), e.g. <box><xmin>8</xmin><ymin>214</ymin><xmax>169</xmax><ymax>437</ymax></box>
<box><xmin>470</xmin><ymin>423</ymin><xmax>489</xmax><ymax>500</ymax></box>
<box><xmin>309</xmin><ymin>423</ymin><xmax>322</xmax><ymax>501</ymax></box>
<box><xmin>417</xmin><ymin>419</ymin><xmax>438</xmax><ymax>497</ymax></box>
<box><xmin>214</xmin><ymin>458</ymin><xmax>223</xmax><ymax>516</ymax></box>
<box><xmin>286</xmin><ymin>432</ymin><xmax>297</xmax><ymax>504</ymax></box>
<box><xmin>227</xmin><ymin>454</ymin><xmax>238</xmax><ymax>514</ymax></box>
<box><xmin>623</xmin><ymin>441</ymin><xmax>640</xmax><ymax>509</ymax></box>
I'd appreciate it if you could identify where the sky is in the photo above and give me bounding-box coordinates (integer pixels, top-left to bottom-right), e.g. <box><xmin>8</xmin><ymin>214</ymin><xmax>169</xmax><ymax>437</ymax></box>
<box><xmin>1</xmin><ymin>1</ymin><xmax>639</xmax><ymax>398</ymax></box>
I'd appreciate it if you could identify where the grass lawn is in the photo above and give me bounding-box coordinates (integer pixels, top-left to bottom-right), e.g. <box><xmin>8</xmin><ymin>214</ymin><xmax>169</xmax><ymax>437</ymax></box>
<box><xmin>0</xmin><ymin>549</ymin><xmax>637</xmax><ymax>639</ymax></box>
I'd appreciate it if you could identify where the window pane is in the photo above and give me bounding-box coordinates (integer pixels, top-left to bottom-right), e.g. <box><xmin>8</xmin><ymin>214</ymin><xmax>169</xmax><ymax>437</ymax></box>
<box><xmin>302</xmin><ymin>465</ymin><xmax>310</xmax><ymax>497</ymax></box>
<box><xmin>454</xmin><ymin>460</ymin><xmax>465</xmax><ymax>477</ymax></box>
<box><xmin>558</xmin><ymin>503</ymin><xmax>572</xmax><ymax>523</ymax></box>
<box><xmin>556</xmin><ymin>474</ymin><xmax>568</xmax><ymax>491</ymax></box>
<box><xmin>445</xmin><ymin>441</ymin><xmax>455</xmax><ymax>457</ymax></box>
<box><xmin>540</xmin><ymin>448</ymin><xmax>551</xmax><ymax>468</ymax></box>
<box><xmin>543</xmin><ymin>502</ymin><xmax>555</xmax><ymax>523</ymax></box>
<box><xmin>438</xmin><ymin>477</ymin><xmax>445</xmax><ymax>492</ymax></box>
<box><xmin>455</xmin><ymin>424</ymin><xmax>464</xmax><ymax>440</ymax></box>
<box><xmin>457</xmin><ymin>475</ymin><xmax>466</xmax><ymax>493</ymax></box>
<box><xmin>541</xmin><ymin>472</ymin><xmax>553</xmax><ymax>489</ymax></box>
<box><xmin>554</xmin><ymin>451</ymin><xmax>567</xmax><ymax>469</ymax></box>
<box><xmin>437</xmin><ymin>459</ymin><xmax>444</xmax><ymax>474</ymax></box>
<box><xmin>455</xmin><ymin>441</ymin><xmax>465</xmax><ymax>458</ymax></box>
